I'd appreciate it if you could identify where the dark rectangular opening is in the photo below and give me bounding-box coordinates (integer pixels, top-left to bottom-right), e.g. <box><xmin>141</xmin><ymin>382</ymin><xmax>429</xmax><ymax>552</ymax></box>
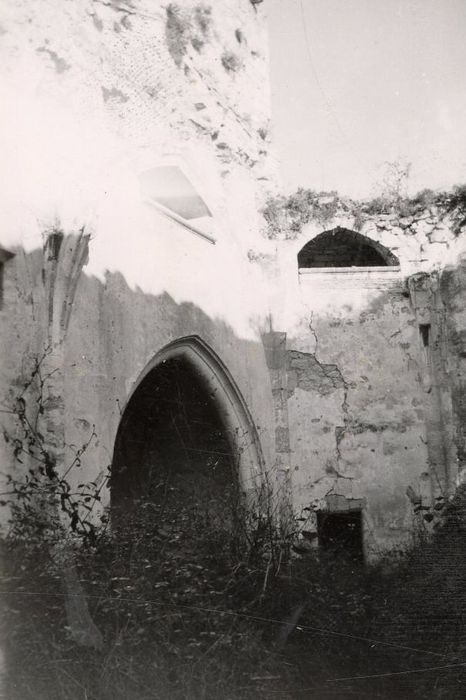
<box><xmin>0</xmin><ymin>248</ymin><xmax>14</xmax><ymax>309</ymax></box>
<box><xmin>317</xmin><ymin>510</ymin><xmax>363</xmax><ymax>562</ymax></box>
<box><xmin>419</xmin><ymin>323</ymin><xmax>430</xmax><ymax>348</ymax></box>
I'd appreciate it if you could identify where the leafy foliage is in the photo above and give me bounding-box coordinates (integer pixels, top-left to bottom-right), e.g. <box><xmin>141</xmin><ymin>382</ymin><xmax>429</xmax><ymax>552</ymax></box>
<box><xmin>0</xmin><ymin>349</ymin><xmax>109</xmax><ymax>545</ymax></box>
<box><xmin>262</xmin><ymin>183</ymin><xmax>466</xmax><ymax>239</ymax></box>
<box><xmin>262</xmin><ymin>188</ymin><xmax>341</xmax><ymax>239</ymax></box>
<box><xmin>443</xmin><ymin>184</ymin><xmax>466</xmax><ymax>234</ymax></box>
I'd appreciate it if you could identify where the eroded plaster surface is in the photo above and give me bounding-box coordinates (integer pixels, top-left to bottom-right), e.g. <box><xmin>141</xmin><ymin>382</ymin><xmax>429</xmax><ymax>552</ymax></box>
<box><xmin>271</xmin><ymin>208</ymin><xmax>465</xmax><ymax>554</ymax></box>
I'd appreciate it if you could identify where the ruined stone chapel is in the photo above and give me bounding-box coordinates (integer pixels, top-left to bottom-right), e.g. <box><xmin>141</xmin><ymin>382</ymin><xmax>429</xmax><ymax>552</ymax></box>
<box><xmin>1</xmin><ymin>0</ymin><xmax>466</xmax><ymax>558</ymax></box>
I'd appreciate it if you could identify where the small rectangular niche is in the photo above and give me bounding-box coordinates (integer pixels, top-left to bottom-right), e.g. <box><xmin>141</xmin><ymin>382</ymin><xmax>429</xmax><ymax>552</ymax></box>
<box><xmin>317</xmin><ymin>510</ymin><xmax>364</xmax><ymax>563</ymax></box>
<box><xmin>0</xmin><ymin>246</ymin><xmax>15</xmax><ymax>310</ymax></box>
<box><xmin>419</xmin><ymin>324</ymin><xmax>431</xmax><ymax>348</ymax></box>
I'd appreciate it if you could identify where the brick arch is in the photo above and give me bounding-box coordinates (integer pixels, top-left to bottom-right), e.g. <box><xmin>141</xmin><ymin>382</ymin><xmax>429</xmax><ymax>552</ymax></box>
<box><xmin>297</xmin><ymin>227</ymin><xmax>400</xmax><ymax>268</ymax></box>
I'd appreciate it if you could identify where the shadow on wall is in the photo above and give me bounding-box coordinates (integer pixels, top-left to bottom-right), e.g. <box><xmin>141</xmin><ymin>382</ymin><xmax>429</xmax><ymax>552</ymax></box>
<box><xmin>0</xmin><ymin>244</ymin><xmax>275</xmax><ymax>530</ymax></box>
<box><xmin>59</xmin><ymin>263</ymin><xmax>275</xmax><ymax>505</ymax></box>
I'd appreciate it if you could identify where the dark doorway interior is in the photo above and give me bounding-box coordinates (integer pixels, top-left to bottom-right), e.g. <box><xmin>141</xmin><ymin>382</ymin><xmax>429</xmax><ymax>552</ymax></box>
<box><xmin>317</xmin><ymin>510</ymin><xmax>364</xmax><ymax>562</ymax></box>
<box><xmin>111</xmin><ymin>356</ymin><xmax>236</xmax><ymax>545</ymax></box>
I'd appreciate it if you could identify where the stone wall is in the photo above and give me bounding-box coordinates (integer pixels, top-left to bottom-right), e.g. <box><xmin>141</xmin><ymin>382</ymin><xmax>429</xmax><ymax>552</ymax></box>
<box><xmin>440</xmin><ymin>256</ymin><xmax>466</xmax><ymax>481</ymax></box>
<box><xmin>0</xmin><ymin>0</ymin><xmax>276</xmax><ymax>267</ymax></box>
<box><xmin>258</xmin><ymin>203</ymin><xmax>466</xmax><ymax>555</ymax></box>
<box><xmin>1</xmin><ymin>2</ymin><xmax>466</xmax><ymax>557</ymax></box>
<box><xmin>0</xmin><ymin>1</ymin><xmax>277</xmax><ymax>516</ymax></box>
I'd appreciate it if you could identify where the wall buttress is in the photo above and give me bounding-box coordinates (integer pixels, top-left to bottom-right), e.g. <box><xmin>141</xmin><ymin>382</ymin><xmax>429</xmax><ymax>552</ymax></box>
<box><xmin>262</xmin><ymin>331</ymin><xmax>293</xmax><ymax>524</ymax></box>
<box><xmin>408</xmin><ymin>272</ymin><xmax>457</xmax><ymax>497</ymax></box>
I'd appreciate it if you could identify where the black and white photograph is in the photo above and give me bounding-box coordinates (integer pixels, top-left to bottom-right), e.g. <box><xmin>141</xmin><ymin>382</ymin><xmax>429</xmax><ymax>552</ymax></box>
<box><xmin>0</xmin><ymin>1</ymin><xmax>465</xmax><ymax>698</ymax></box>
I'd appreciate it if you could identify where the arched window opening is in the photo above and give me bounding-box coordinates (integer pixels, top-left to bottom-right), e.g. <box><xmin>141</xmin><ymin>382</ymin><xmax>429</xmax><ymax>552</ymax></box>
<box><xmin>297</xmin><ymin>227</ymin><xmax>399</xmax><ymax>269</ymax></box>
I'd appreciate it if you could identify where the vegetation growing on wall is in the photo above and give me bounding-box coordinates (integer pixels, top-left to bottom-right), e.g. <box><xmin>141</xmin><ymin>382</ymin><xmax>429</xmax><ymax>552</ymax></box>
<box><xmin>0</xmin><ymin>349</ymin><xmax>109</xmax><ymax>545</ymax></box>
<box><xmin>165</xmin><ymin>3</ymin><xmax>213</xmax><ymax>66</ymax></box>
<box><xmin>262</xmin><ymin>189</ymin><xmax>340</xmax><ymax>237</ymax></box>
<box><xmin>262</xmin><ymin>184</ymin><xmax>466</xmax><ymax>240</ymax></box>
<box><xmin>164</xmin><ymin>4</ymin><xmax>246</xmax><ymax>76</ymax></box>
<box><xmin>221</xmin><ymin>49</ymin><xmax>243</xmax><ymax>73</ymax></box>
<box><xmin>165</xmin><ymin>4</ymin><xmax>187</xmax><ymax>66</ymax></box>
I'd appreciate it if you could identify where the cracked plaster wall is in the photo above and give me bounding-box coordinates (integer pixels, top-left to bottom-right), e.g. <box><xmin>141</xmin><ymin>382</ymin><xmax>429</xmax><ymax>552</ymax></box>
<box><xmin>286</xmin><ymin>298</ymin><xmax>429</xmax><ymax>553</ymax></box>
<box><xmin>266</xmin><ymin>210</ymin><xmax>466</xmax><ymax>555</ymax></box>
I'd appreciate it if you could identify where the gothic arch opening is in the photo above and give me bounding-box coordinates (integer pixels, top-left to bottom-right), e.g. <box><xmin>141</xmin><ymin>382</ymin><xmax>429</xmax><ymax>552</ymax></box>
<box><xmin>111</xmin><ymin>337</ymin><xmax>263</xmax><ymax>543</ymax></box>
<box><xmin>297</xmin><ymin>227</ymin><xmax>399</xmax><ymax>268</ymax></box>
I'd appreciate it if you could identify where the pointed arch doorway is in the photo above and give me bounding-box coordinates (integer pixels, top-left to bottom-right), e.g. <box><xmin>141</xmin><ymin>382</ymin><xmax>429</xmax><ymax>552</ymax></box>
<box><xmin>111</xmin><ymin>336</ymin><xmax>264</xmax><ymax>544</ymax></box>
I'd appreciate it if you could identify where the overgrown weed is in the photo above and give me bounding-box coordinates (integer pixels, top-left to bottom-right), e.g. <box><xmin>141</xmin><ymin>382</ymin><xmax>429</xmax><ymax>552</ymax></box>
<box><xmin>2</xmin><ymin>353</ymin><xmax>466</xmax><ymax>698</ymax></box>
<box><xmin>3</xmin><ymin>488</ymin><xmax>466</xmax><ymax>699</ymax></box>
